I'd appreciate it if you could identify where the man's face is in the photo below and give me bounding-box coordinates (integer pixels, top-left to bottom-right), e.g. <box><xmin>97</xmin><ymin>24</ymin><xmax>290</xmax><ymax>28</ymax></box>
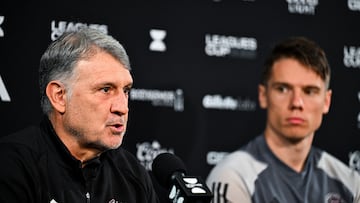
<box><xmin>258</xmin><ymin>58</ymin><xmax>331</xmax><ymax>142</ymax></box>
<box><xmin>63</xmin><ymin>51</ymin><xmax>133</xmax><ymax>151</ymax></box>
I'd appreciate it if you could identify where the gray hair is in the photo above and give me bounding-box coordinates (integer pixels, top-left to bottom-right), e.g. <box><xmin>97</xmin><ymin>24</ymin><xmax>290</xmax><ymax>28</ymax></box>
<box><xmin>39</xmin><ymin>28</ymin><xmax>131</xmax><ymax>115</ymax></box>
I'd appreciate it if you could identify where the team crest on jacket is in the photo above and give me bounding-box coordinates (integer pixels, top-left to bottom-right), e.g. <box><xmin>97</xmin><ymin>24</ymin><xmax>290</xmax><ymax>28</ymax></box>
<box><xmin>325</xmin><ymin>193</ymin><xmax>346</xmax><ymax>203</ymax></box>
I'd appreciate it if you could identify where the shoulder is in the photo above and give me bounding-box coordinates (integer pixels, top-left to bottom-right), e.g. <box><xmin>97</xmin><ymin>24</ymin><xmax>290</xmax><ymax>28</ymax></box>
<box><xmin>206</xmin><ymin>150</ymin><xmax>268</xmax><ymax>194</ymax></box>
<box><xmin>0</xmin><ymin>126</ymin><xmax>44</xmax><ymax>191</ymax></box>
<box><xmin>317</xmin><ymin>150</ymin><xmax>358</xmax><ymax>177</ymax></box>
<box><xmin>207</xmin><ymin>136</ymin><xmax>268</xmax><ymax>178</ymax></box>
<box><xmin>207</xmin><ymin>150</ymin><xmax>267</xmax><ymax>181</ymax></box>
<box><xmin>0</xmin><ymin>126</ymin><xmax>43</xmax><ymax>158</ymax></box>
<box><xmin>317</xmin><ymin>150</ymin><xmax>360</xmax><ymax>179</ymax></box>
<box><xmin>206</xmin><ymin>150</ymin><xmax>267</xmax><ymax>203</ymax></box>
<box><xmin>317</xmin><ymin>150</ymin><xmax>360</xmax><ymax>196</ymax></box>
<box><xmin>0</xmin><ymin>126</ymin><xmax>40</xmax><ymax>142</ymax></box>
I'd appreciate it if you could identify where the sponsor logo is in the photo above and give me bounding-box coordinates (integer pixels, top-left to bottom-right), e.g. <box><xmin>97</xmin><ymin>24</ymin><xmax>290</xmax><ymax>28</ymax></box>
<box><xmin>0</xmin><ymin>16</ymin><xmax>4</xmax><ymax>37</ymax></box>
<box><xmin>202</xmin><ymin>94</ymin><xmax>256</xmax><ymax>111</ymax></box>
<box><xmin>286</xmin><ymin>0</ymin><xmax>318</xmax><ymax>15</ymax></box>
<box><xmin>344</xmin><ymin>46</ymin><xmax>360</xmax><ymax>68</ymax></box>
<box><xmin>149</xmin><ymin>29</ymin><xmax>167</xmax><ymax>52</ymax></box>
<box><xmin>51</xmin><ymin>20</ymin><xmax>108</xmax><ymax>41</ymax></box>
<box><xmin>136</xmin><ymin>140</ymin><xmax>174</xmax><ymax>170</ymax></box>
<box><xmin>349</xmin><ymin>151</ymin><xmax>360</xmax><ymax>172</ymax></box>
<box><xmin>348</xmin><ymin>0</ymin><xmax>360</xmax><ymax>11</ymax></box>
<box><xmin>210</xmin><ymin>182</ymin><xmax>229</xmax><ymax>203</ymax></box>
<box><xmin>130</xmin><ymin>88</ymin><xmax>184</xmax><ymax>112</ymax></box>
<box><xmin>205</xmin><ymin>34</ymin><xmax>257</xmax><ymax>59</ymax></box>
<box><xmin>0</xmin><ymin>75</ymin><xmax>11</xmax><ymax>102</ymax></box>
<box><xmin>207</xmin><ymin>151</ymin><xmax>229</xmax><ymax>165</ymax></box>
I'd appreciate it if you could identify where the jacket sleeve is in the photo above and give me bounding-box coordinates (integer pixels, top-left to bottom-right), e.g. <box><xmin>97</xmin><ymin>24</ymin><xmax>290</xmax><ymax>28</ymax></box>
<box><xmin>205</xmin><ymin>151</ymin><xmax>269</xmax><ymax>203</ymax></box>
<box><xmin>206</xmin><ymin>163</ymin><xmax>252</xmax><ymax>203</ymax></box>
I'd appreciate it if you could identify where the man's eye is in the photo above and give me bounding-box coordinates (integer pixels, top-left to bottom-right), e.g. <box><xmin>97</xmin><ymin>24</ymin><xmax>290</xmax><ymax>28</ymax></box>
<box><xmin>101</xmin><ymin>87</ymin><xmax>110</xmax><ymax>93</ymax></box>
<box><xmin>276</xmin><ymin>85</ymin><xmax>288</xmax><ymax>93</ymax></box>
<box><xmin>304</xmin><ymin>88</ymin><xmax>319</xmax><ymax>95</ymax></box>
<box><xmin>124</xmin><ymin>88</ymin><xmax>131</xmax><ymax>95</ymax></box>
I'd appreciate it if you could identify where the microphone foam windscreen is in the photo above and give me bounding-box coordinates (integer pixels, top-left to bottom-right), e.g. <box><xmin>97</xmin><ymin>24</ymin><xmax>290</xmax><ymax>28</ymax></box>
<box><xmin>152</xmin><ymin>153</ymin><xmax>187</xmax><ymax>188</ymax></box>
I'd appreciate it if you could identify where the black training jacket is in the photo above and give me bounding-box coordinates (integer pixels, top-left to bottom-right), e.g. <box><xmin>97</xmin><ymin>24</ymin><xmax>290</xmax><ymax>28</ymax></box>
<box><xmin>0</xmin><ymin>117</ymin><xmax>160</xmax><ymax>203</ymax></box>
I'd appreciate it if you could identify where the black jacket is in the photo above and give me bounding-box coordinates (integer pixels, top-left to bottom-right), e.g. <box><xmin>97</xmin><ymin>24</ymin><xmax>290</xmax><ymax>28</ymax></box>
<box><xmin>0</xmin><ymin>117</ymin><xmax>160</xmax><ymax>203</ymax></box>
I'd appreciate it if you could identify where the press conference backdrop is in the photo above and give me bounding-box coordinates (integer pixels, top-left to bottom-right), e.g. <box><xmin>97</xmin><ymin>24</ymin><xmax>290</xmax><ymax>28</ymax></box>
<box><xmin>0</xmin><ymin>0</ymin><xmax>359</xmax><ymax>181</ymax></box>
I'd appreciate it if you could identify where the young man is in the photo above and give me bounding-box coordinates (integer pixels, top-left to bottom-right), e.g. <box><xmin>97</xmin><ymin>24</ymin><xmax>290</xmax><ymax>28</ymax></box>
<box><xmin>206</xmin><ymin>37</ymin><xmax>360</xmax><ymax>203</ymax></box>
<box><xmin>0</xmin><ymin>28</ymin><xmax>160</xmax><ymax>202</ymax></box>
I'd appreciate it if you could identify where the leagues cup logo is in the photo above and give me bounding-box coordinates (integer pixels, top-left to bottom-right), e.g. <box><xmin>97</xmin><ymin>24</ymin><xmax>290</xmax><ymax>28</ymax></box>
<box><xmin>286</xmin><ymin>0</ymin><xmax>318</xmax><ymax>15</ymax></box>
<box><xmin>51</xmin><ymin>20</ymin><xmax>108</xmax><ymax>41</ymax></box>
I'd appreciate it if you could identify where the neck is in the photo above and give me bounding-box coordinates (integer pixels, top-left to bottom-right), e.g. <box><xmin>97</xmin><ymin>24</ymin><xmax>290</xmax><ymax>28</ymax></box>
<box><xmin>264</xmin><ymin>130</ymin><xmax>314</xmax><ymax>173</ymax></box>
<box><xmin>62</xmin><ymin>137</ymin><xmax>101</xmax><ymax>165</ymax></box>
<box><xmin>48</xmin><ymin>114</ymin><xmax>101</xmax><ymax>165</ymax></box>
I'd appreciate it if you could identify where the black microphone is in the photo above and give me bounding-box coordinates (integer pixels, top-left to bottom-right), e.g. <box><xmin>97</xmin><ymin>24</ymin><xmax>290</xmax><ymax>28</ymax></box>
<box><xmin>152</xmin><ymin>153</ymin><xmax>213</xmax><ymax>203</ymax></box>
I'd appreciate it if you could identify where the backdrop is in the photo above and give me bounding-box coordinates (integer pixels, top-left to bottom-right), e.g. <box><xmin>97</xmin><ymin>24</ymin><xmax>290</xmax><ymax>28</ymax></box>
<box><xmin>1</xmin><ymin>0</ymin><xmax>359</xmax><ymax>198</ymax></box>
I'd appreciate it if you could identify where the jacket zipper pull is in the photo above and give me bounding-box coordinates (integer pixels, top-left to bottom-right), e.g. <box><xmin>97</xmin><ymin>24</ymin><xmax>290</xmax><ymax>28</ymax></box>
<box><xmin>86</xmin><ymin>192</ymin><xmax>90</xmax><ymax>203</ymax></box>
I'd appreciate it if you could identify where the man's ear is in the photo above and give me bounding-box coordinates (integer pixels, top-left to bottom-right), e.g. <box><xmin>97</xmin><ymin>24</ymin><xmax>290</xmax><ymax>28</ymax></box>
<box><xmin>323</xmin><ymin>89</ymin><xmax>332</xmax><ymax>114</ymax></box>
<box><xmin>46</xmin><ymin>81</ymin><xmax>66</xmax><ymax>114</ymax></box>
<box><xmin>258</xmin><ymin>84</ymin><xmax>268</xmax><ymax>109</ymax></box>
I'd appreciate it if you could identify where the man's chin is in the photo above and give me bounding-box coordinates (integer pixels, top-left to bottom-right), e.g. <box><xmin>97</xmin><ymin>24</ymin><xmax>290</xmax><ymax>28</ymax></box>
<box><xmin>109</xmin><ymin>136</ymin><xmax>124</xmax><ymax>149</ymax></box>
<box><xmin>285</xmin><ymin>134</ymin><xmax>311</xmax><ymax>144</ymax></box>
<box><xmin>87</xmin><ymin>138</ymin><xmax>123</xmax><ymax>152</ymax></box>
<box><xmin>286</xmin><ymin>137</ymin><xmax>303</xmax><ymax>144</ymax></box>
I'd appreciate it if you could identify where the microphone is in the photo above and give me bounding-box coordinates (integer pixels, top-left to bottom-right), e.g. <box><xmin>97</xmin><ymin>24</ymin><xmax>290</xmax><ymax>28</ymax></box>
<box><xmin>152</xmin><ymin>153</ymin><xmax>213</xmax><ymax>203</ymax></box>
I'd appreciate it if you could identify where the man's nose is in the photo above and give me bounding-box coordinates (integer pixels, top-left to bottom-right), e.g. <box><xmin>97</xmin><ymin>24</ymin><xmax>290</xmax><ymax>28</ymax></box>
<box><xmin>111</xmin><ymin>92</ymin><xmax>129</xmax><ymax>115</ymax></box>
<box><xmin>290</xmin><ymin>90</ymin><xmax>304</xmax><ymax>110</ymax></box>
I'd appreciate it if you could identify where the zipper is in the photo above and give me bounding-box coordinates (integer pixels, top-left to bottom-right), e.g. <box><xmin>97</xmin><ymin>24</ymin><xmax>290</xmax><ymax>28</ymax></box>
<box><xmin>86</xmin><ymin>192</ymin><xmax>90</xmax><ymax>203</ymax></box>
